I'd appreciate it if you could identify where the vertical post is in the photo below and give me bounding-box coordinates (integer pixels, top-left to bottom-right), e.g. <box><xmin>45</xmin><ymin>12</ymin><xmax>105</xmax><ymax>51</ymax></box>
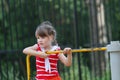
<box><xmin>107</xmin><ymin>41</ymin><xmax>120</xmax><ymax>80</ymax></box>
<box><xmin>26</xmin><ymin>55</ymin><xmax>31</xmax><ymax>80</ymax></box>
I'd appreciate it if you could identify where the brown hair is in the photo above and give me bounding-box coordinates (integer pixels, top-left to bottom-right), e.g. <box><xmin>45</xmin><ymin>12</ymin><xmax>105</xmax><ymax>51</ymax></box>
<box><xmin>35</xmin><ymin>21</ymin><xmax>57</xmax><ymax>45</ymax></box>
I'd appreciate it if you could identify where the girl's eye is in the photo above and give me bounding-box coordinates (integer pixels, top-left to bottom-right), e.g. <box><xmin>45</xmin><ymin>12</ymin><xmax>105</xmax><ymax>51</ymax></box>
<box><xmin>37</xmin><ymin>36</ymin><xmax>40</xmax><ymax>39</ymax></box>
<box><xmin>42</xmin><ymin>36</ymin><xmax>45</xmax><ymax>39</ymax></box>
<box><xmin>40</xmin><ymin>36</ymin><xmax>46</xmax><ymax>39</ymax></box>
<box><xmin>36</xmin><ymin>36</ymin><xmax>46</xmax><ymax>39</ymax></box>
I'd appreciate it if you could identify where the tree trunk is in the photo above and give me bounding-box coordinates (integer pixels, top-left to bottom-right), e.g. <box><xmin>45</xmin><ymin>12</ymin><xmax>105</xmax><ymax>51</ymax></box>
<box><xmin>87</xmin><ymin>0</ymin><xmax>107</xmax><ymax>77</ymax></box>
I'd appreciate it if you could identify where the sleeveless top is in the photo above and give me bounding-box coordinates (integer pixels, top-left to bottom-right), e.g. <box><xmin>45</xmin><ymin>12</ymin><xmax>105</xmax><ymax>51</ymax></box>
<box><xmin>35</xmin><ymin>44</ymin><xmax>60</xmax><ymax>80</ymax></box>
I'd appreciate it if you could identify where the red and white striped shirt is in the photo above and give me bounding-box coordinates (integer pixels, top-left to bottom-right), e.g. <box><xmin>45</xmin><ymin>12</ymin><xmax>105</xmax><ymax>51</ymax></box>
<box><xmin>36</xmin><ymin>44</ymin><xmax>60</xmax><ymax>80</ymax></box>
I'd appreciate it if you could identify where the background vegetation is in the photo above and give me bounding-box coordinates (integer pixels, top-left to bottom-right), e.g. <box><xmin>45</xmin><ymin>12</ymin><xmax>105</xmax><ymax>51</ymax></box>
<box><xmin>0</xmin><ymin>0</ymin><xmax>120</xmax><ymax>80</ymax></box>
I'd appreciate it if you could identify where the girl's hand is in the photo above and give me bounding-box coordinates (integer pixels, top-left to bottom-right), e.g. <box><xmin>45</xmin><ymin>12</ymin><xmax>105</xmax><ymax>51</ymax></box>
<box><xmin>63</xmin><ymin>48</ymin><xmax>72</xmax><ymax>54</ymax></box>
<box><xmin>38</xmin><ymin>51</ymin><xmax>49</xmax><ymax>58</ymax></box>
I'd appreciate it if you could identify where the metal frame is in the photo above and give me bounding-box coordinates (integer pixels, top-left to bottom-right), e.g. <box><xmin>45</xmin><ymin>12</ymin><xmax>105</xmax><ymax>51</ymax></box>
<box><xmin>26</xmin><ymin>47</ymin><xmax>107</xmax><ymax>80</ymax></box>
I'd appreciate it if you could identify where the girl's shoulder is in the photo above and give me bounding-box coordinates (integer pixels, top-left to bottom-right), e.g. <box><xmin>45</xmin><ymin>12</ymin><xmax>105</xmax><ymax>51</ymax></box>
<box><xmin>52</xmin><ymin>45</ymin><xmax>61</xmax><ymax>51</ymax></box>
<box><xmin>30</xmin><ymin>44</ymin><xmax>38</xmax><ymax>50</ymax></box>
<box><xmin>32</xmin><ymin>44</ymin><xmax>38</xmax><ymax>47</ymax></box>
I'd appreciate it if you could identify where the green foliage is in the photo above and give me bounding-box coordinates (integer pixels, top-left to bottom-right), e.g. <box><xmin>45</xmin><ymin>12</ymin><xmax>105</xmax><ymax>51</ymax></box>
<box><xmin>59</xmin><ymin>53</ymin><xmax>111</xmax><ymax>80</ymax></box>
<box><xmin>1</xmin><ymin>60</ymin><xmax>24</xmax><ymax>80</ymax></box>
<box><xmin>0</xmin><ymin>0</ymin><xmax>90</xmax><ymax>49</ymax></box>
<box><xmin>105</xmin><ymin>0</ymin><xmax>120</xmax><ymax>40</ymax></box>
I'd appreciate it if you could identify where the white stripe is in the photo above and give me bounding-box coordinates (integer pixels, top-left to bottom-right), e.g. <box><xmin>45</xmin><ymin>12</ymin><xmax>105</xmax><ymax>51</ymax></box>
<box><xmin>51</xmin><ymin>67</ymin><xmax>57</xmax><ymax>69</ymax></box>
<box><xmin>50</xmin><ymin>63</ymin><xmax>57</xmax><ymax>66</ymax></box>
<box><xmin>36</xmin><ymin>60</ymin><xmax>45</xmax><ymax>63</ymax></box>
<box><xmin>37</xmin><ymin>74</ymin><xmax>56</xmax><ymax>76</ymax></box>
<box><xmin>36</xmin><ymin>65</ymin><xmax>45</xmax><ymax>68</ymax></box>
<box><xmin>37</xmin><ymin>69</ymin><xmax>45</xmax><ymax>71</ymax></box>
<box><xmin>37</xmin><ymin>69</ymin><xmax>58</xmax><ymax>72</ymax></box>
<box><xmin>52</xmin><ymin>70</ymin><xmax>58</xmax><ymax>72</ymax></box>
<box><xmin>36</xmin><ymin>63</ymin><xmax>57</xmax><ymax>69</ymax></box>
<box><xmin>36</xmin><ymin>63</ymin><xmax>57</xmax><ymax>67</ymax></box>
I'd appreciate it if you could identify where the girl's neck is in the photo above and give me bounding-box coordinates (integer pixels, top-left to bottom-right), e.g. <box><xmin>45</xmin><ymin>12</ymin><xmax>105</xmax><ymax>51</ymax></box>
<box><xmin>44</xmin><ymin>46</ymin><xmax>52</xmax><ymax>51</ymax></box>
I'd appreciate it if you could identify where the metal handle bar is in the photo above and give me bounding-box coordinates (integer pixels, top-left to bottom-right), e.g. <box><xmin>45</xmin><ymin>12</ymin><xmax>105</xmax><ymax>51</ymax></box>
<box><xmin>46</xmin><ymin>47</ymin><xmax>107</xmax><ymax>54</ymax></box>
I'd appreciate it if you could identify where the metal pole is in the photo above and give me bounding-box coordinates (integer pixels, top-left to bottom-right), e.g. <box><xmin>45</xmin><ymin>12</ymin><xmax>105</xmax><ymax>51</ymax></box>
<box><xmin>26</xmin><ymin>55</ymin><xmax>31</xmax><ymax>80</ymax></box>
<box><xmin>46</xmin><ymin>47</ymin><xmax>106</xmax><ymax>54</ymax></box>
<box><xmin>107</xmin><ymin>41</ymin><xmax>120</xmax><ymax>80</ymax></box>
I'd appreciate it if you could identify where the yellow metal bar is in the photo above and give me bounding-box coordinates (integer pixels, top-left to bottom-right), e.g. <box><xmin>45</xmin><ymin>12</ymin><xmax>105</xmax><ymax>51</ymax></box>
<box><xmin>46</xmin><ymin>47</ymin><xmax>107</xmax><ymax>54</ymax></box>
<box><xmin>26</xmin><ymin>47</ymin><xmax>107</xmax><ymax>79</ymax></box>
<box><xmin>26</xmin><ymin>55</ymin><xmax>31</xmax><ymax>80</ymax></box>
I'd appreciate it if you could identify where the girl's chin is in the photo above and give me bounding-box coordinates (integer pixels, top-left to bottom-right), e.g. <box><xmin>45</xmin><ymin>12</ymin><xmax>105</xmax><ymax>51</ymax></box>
<box><xmin>39</xmin><ymin>45</ymin><xmax>44</xmax><ymax>47</ymax></box>
<box><xmin>38</xmin><ymin>43</ymin><xmax>44</xmax><ymax>47</ymax></box>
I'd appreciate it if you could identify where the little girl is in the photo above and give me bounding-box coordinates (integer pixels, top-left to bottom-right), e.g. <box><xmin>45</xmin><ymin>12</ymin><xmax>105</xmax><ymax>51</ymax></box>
<box><xmin>23</xmin><ymin>21</ymin><xmax>72</xmax><ymax>80</ymax></box>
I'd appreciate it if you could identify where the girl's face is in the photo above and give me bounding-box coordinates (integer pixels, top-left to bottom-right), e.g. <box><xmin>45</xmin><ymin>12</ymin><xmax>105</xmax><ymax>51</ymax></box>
<box><xmin>36</xmin><ymin>35</ymin><xmax>53</xmax><ymax>49</ymax></box>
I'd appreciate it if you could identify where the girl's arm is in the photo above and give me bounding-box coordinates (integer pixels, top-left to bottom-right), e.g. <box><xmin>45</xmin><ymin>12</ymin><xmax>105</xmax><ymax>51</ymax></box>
<box><xmin>58</xmin><ymin>48</ymin><xmax>72</xmax><ymax>66</ymax></box>
<box><xmin>23</xmin><ymin>44</ymin><xmax>48</xmax><ymax>58</ymax></box>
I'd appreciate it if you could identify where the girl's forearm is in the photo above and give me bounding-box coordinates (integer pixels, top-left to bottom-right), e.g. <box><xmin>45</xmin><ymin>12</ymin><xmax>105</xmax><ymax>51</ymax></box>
<box><xmin>66</xmin><ymin>53</ymin><xmax>72</xmax><ymax>66</ymax></box>
<box><xmin>23</xmin><ymin>48</ymin><xmax>40</xmax><ymax>56</ymax></box>
<box><xmin>23</xmin><ymin>48</ymin><xmax>48</xmax><ymax>58</ymax></box>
